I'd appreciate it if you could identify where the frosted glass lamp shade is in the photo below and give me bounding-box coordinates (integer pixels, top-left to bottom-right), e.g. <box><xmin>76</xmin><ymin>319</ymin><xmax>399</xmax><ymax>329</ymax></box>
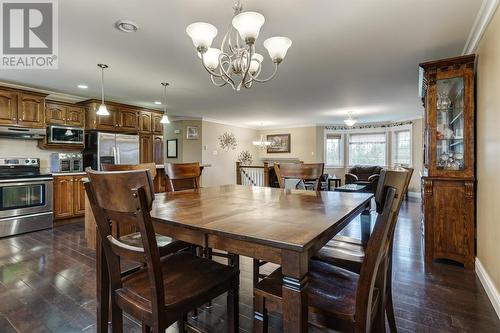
<box><xmin>263</xmin><ymin>36</ymin><xmax>292</xmax><ymax>63</ymax></box>
<box><xmin>344</xmin><ymin>118</ymin><xmax>357</xmax><ymax>126</ymax></box>
<box><xmin>199</xmin><ymin>48</ymin><xmax>222</xmax><ymax>70</ymax></box>
<box><xmin>232</xmin><ymin>12</ymin><xmax>265</xmax><ymax>42</ymax></box>
<box><xmin>160</xmin><ymin>114</ymin><xmax>170</xmax><ymax>124</ymax></box>
<box><xmin>186</xmin><ymin>22</ymin><xmax>218</xmax><ymax>50</ymax></box>
<box><xmin>249</xmin><ymin>53</ymin><xmax>263</xmax><ymax>74</ymax></box>
<box><xmin>97</xmin><ymin>104</ymin><xmax>109</xmax><ymax>116</ymax></box>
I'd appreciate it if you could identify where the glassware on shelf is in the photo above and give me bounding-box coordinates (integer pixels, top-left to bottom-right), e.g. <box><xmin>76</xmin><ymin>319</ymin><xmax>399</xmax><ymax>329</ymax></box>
<box><xmin>437</xmin><ymin>92</ymin><xmax>452</xmax><ymax>109</ymax></box>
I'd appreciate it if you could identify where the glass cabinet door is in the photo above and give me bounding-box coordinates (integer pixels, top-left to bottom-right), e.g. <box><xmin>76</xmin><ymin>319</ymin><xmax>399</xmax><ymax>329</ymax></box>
<box><xmin>435</xmin><ymin>77</ymin><xmax>464</xmax><ymax>171</ymax></box>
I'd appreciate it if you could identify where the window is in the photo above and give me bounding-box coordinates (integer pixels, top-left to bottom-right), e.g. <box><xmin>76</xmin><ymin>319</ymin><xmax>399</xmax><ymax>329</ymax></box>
<box><xmin>348</xmin><ymin>133</ymin><xmax>386</xmax><ymax>166</ymax></box>
<box><xmin>393</xmin><ymin>130</ymin><xmax>411</xmax><ymax>165</ymax></box>
<box><xmin>325</xmin><ymin>133</ymin><xmax>342</xmax><ymax>166</ymax></box>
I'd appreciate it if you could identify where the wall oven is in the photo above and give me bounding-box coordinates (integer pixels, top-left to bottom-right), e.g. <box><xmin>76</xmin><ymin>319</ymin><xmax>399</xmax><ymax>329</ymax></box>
<box><xmin>0</xmin><ymin>158</ymin><xmax>53</xmax><ymax>238</ymax></box>
<box><xmin>47</xmin><ymin>125</ymin><xmax>84</xmax><ymax>144</ymax></box>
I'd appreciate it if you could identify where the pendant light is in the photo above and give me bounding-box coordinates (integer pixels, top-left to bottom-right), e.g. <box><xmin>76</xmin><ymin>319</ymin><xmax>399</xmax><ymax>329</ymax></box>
<box><xmin>160</xmin><ymin>82</ymin><xmax>170</xmax><ymax>124</ymax></box>
<box><xmin>96</xmin><ymin>64</ymin><xmax>109</xmax><ymax>116</ymax></box>
<box><xmin>344</xmin><ymin>112</ymin><xmax>357</xmax><ymax>127</ymax></box>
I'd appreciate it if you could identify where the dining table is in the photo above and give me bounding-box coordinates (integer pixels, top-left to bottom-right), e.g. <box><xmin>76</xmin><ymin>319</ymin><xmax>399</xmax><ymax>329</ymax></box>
<box><xmin>95</xmin><ymin>184</ymin><xmax>373</xmax><ymax>333</ymax></box>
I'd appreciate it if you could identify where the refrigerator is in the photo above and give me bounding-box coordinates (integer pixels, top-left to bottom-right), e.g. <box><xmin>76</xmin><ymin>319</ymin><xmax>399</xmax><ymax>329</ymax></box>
<box><xmin>83</xmin><ymin>132</ymin><xmax>139</xmax><ymax>170</ymax></box>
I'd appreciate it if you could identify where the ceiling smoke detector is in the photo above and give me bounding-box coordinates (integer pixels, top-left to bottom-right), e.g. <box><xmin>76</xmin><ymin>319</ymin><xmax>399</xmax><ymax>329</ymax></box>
<box><xmin>115</xmin><ymin>19</ymin><xmax>139</xmax><ymax>33</ymax></box>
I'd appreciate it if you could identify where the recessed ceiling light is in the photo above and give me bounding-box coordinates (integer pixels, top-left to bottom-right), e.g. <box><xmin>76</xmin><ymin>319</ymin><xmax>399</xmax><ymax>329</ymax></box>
<box><xmin>115</xmin><ymin>19</ymin><xmax>139</xmax><ymax>33</ymax></box>
<box><xmin>77</xmin><ymin>84</ymin><xmax>88</xmax><ymax>89</ymax></box>
<box><xmin>154</xmin><ymin>101</ymin><xmax>162</xmax><ymax>105</ymax></box>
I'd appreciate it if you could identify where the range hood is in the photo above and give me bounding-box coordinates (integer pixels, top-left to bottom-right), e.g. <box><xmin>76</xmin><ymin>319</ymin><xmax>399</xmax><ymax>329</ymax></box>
<box><xmin>0</xmin><ymin>126</ymin><xmax>45</xmax><ymax>140</ymax></box>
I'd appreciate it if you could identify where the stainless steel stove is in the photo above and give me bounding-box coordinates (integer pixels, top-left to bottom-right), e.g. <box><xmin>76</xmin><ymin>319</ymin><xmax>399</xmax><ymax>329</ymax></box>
<box><xmin>0</xmin><ymin>158</ymin><xmax>53</xmax><ymax>238</ymax></box>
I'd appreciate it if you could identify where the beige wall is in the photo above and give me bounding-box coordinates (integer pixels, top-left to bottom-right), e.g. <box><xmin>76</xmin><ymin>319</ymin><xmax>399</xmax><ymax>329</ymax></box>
<box><xmin>257</xmin><ymin>126</ymin><xmax>322</xmax><ymax>163</ymax></box>
<box><xmin>476</xmin><ymin>7</ymin><xmax>500</xmax><ymax>294</ymax></box>
<box><xmin>409</xmin><ymin>118</ymin><xmax>424</xmax><ymax>192</ymax></box>
<box><xmin>201</xmin><ymin>121</ymin><xmax>258</xmax><ymax>187</ymax></box>
<box><xmin>0</xmin><ymin>138</ymin><xmax>53</xmax><ymax>172</ymax></box>
<box><xmin>163</xmin><ymin>119</ymin><xmax>203</xmax><ymax>164</ymax></box>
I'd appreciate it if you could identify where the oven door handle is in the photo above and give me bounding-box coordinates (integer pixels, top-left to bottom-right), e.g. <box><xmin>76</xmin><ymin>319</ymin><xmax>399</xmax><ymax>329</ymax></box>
<box><xmin>0</xmin><ymin>177</ymin><xmax>53</xmax><ymax>183</ymax></box>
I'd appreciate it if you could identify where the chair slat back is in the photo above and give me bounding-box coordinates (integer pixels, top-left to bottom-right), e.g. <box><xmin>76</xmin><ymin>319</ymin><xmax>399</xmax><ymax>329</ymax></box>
<box><xmin>165</xmin><ymin>162</ymin><xmax>201</xmax><ymax>192</ymax></box>
<box><xmin>84</xmin><ymin>169</ymin><xmax>165</xmax><ymax>325</ymax></box>
<box><xmin>275</xmin><ymin>163</ymin><xmax>324</xmax><ymax>191</ymax></box>
<box><xmin>101</xmin><ymin>162</ymin><xmax>158</xmax><ymax>182</ymax></box>
<box><xmin>355</xmin><ymin>187</ymin><xmax>396</xmax><ymax>332</ymax></box>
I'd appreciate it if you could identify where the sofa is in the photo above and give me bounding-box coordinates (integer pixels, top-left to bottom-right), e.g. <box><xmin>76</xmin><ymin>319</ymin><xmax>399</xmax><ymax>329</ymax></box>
<box><xmin>345</xmin><ymin>165</ymin><xmax>383</xmax><ymax>193</ymax></box>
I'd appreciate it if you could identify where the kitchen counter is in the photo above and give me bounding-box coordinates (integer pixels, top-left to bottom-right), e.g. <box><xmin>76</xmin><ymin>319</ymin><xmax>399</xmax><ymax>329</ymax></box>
<box><xmin>52</xmin><ymin>172</ymin><xmax>87</xmax><ymax>176</ymax></box>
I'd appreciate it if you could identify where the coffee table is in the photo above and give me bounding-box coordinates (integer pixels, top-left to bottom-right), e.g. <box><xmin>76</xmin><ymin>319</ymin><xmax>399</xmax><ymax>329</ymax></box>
<box><xmin>334</xmin><ymin>183</ymin><xmax>367</xmax><ymax>192</ymax></box>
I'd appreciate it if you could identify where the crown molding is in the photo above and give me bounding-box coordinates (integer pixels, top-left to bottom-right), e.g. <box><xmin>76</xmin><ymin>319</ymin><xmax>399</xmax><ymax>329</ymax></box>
<box><xmin>463</xmin><ymin>0</ymin><xmax>499</xmax><ymax>54</ymax></box>
<box><xmin>201</xmin><ymin>118</ymin><xmax>257</xmax><ymax>130</ymax></box>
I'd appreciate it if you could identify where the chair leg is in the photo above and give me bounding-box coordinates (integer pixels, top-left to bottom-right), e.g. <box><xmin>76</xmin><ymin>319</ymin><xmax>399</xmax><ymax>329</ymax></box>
<box><xmin>110</xmin><ymin>302</ymin><xmax>123</xmax><ymax>333</ymax></box>
<box><xmin>141</xmin><ymin>324</ymin><xmax>151</xmax><ymax>333</ymax></box>
<box><xmin>253</xmin><ymin>294</ymin><xmax>268</xmax><ymax>333</ymax></box>
<box><xmin>227</xmin><ymin>285</ymin><xmax>239</xmax><ymax>333</ymax></box>
<box><xmin>253</xmin><ymin>259</ymin><xmax>260</xmax><ymax>287</ymax></box>
<box><xmin>177</xmin><ymin>314</ymin><xmax>187</xmax><ymax>333</ymax></box>
<box><xmin>386</xmin><ymin>256</ymin><xmax>397</xmax><ymax>333</ymax></box>
<box><xmin>191</xmin><ymin>308</ymin><xmax>198</xmax><ymax>319</ymax></box>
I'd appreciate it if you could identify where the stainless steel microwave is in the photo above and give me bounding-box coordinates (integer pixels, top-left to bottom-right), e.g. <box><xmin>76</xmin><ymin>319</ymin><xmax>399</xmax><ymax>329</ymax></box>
<box><xmin>47</xmin><ymin>126</ymin><xmax>84</xmax><ymax>144</ymax></box>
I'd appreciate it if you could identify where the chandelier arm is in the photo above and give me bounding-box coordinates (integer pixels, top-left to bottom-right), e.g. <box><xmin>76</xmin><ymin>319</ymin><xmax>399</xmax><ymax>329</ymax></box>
<box><xmin>200</xmin><ymin>53</ymin><xmax>227</xmax><ymax>79</ymax></box>
<box><xmin>218</xmin><ymin>53</ymin><xmax>237</xmax><ymax>87</ymax></box>
<box><xmin>237</xmin><ymin>45</ymin><xmax>254</xmax><ymax>90</ymax></box>
<box><xmin>249</xmin><ymin>62</ymin><xmax>279</xmax><ymax>83</ymax></box>
<box><xmin>210</xmin><ymin>74</ymin><xmax>228</xmax><ymax>87</ymax></box>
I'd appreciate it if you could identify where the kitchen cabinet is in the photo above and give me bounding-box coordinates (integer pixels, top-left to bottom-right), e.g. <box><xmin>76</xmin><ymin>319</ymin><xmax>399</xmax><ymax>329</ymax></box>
<box><xmin>53</xmin><ymin>174</ymin><xmax>86</xmax><ymax>220</ymax></box>
<box><xmin>420</xmin><ymin>54</ymin><xmax>476</xmax><ymax>269</ymax></box>
<box><xmin>119</xmin><ymin>108</ymin><xmax>139</xmax><ymax>131</ymax></box>
<box><xmin>152</xmin><ymin>112</ymin><xmax>164</xmax><ymax>134</ymax></box>
<box><xmin>0</xmin><ymin>89</ymin><xmax>18</xmax><ymax>125</ymax></box>
<box><xmin>153</xmin><ymin>135</ymin><xmax>164</xmax><ymax>164</ymax></box>
<box><xmin>46</xmin><ymin>102</ymin><xmax>85</xmax><ymax>127</ymax></box>
<box><xmin>140</xmin><ymin>134</ymin><xmax>153</xmax><ymax>163</ymax></box>
<box><xmin>139</xmin><ymin>111</ymin><xmax>152</xmax><ymax>133</ymax></box>
<box><xmin>0</xmin><ymin>87</ymin><xmax>46</xmax><ymax>128</ymax></box>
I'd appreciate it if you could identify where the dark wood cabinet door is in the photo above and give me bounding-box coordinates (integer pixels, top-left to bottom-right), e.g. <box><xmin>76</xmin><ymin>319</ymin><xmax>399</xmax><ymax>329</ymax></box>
<box><xmin>0</xmin><ymin>90</ymin><xmax>18</xmax><ymax>125</ymax></box>
<box><xmin>18</xmin><ymin>93</ymin><xmax>45</xmax><ymax>128</ymax></box>
<box><xmin>54</xmin><ymin>176</ymin><xmax>74</xmax><ymax>219</ymax></box>
<box><xmin>152</xmin><ymin>113</ymin><xmax>163</xmax><ymax>134</ymax></box>
<box><xmin>153</xmin><ymin>135</ymin><xmax>163</xmax><ymax>164</ymax></box>
<box><xmin>140</xmin><ymin>134</ymin><xmax>153</xmax><ymax>163</ymax></box>
<box><xmin>73</xmin><ymin>176</ymin><xmax>86</xmax><ymax>216</ymax></box>
<box><xmin>96</xmin><ymin>105</ymin><xmax>117</xmax><ymax>131</ymax></box>
<box><xmin>45</xmin><ymin>102</ymin><xmax>67</xmax><ymax>125</ymax></box>
<box><xmin>66</xmin><ymin>106</ymin><xmax>85</xmax><ymax>127</ymax></box>
<box><xmin>119</xmin><ymin>108</ymin><xmax>138</xmax><ymax>132</ymax></box>
<box><xmin>139</xmin><ymin>111</ymin><xmax>152</xmax><ymax>133</ymax></box>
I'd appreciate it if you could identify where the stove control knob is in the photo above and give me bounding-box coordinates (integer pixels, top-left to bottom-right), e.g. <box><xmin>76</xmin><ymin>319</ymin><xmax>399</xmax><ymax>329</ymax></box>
<box><xmin>25</xmin><ymin>159</ymin><xmax>30</xmax><ymax>164</ymax></box>
<box><xmin>31</xmin><ymin>159</ymin><xmax>37</xmax><ymax>164</ymax></box>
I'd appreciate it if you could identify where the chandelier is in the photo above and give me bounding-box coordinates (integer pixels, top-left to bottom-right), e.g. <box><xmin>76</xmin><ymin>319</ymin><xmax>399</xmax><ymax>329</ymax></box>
<box><xmin>344</xmin><ymin>112</ymin><xmax>357</xmax><ymax>126</ymax></box>
<box><xmin>186</xmin><ymin>0</ymin><xmax>292</xmax><ymax>91</ymax></box>
<box><xmin>252</xmin><ymin>135</ymin><xmax>272</xmax><ymax>149</ymax></box>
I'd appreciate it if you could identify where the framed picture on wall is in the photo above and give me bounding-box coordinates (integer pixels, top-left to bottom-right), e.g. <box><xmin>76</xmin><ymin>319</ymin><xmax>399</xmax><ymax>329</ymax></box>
<box><xmin>166</xmin><ymin>139</ymin><xmax>178</xmax><ymax>158</ymax></box>
<box><xmin>186</xmin><ymin>126</ymin><xmax>199</xmax><ymax>140</ymax></box>
<box><xmin>267</xmin><ymin>134</ymin><xmax>291</xmax><ymax>153</ymax></box>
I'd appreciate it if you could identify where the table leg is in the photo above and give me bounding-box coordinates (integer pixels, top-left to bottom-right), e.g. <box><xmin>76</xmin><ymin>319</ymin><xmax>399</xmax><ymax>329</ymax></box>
<box><xmin>360</xmin><ymin>204</ymin><xmax>371</xmax><ymax>246</ymax></box>
<box><xmin>327</xmin><ymin>179</ymin><xmax>331</xmax><ymax>191</ymax></box>
<box><xmin>96</xmin><ymin>235</ymin><xmax>109</xmax><ymax>333</ymax></box>
<box><xmin>281</xmin><ymin>250</ymin><xmax>309</xmax><ymax>333</ymax></box>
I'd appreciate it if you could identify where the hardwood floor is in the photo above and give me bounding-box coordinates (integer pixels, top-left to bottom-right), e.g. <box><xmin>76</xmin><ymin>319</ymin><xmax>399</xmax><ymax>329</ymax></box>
<box><xmin>0</xmin><ymin>198</ymin><xmax>498</xmax><ymax>332</ymax></box>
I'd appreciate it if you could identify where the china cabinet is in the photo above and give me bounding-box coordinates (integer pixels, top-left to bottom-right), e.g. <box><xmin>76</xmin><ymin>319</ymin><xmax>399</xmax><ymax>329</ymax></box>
<box><xmin>420</xmin><ymin>54</ymin><xmax>475</xmax><ymax>269</ymax></box>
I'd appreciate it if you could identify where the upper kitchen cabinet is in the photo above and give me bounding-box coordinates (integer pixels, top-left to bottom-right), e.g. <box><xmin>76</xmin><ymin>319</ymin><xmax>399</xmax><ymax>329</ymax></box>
<box><xmin>152</xmin><ymin>112</ymin><xmax>164</xmax><ymax>134</ymax></box>
<box><xmin>118</xmin><ymin>108</ymin><xmax>138</xmax><ymax>131</ymax></box>
<box><xmin>0</xmin><ymin>89</ymin><xmax>18</xmax><ymax>125</ymax></box>
<box><xmin>139</xmin><ymin>111</ymin><xmax>152</xmax><ymax>133</ymax></box>
<box><xmin>46</xmin><ymin>101</ymin><xmax>85</xmax><ymax>127</ymax></box>
<box><xmin>82</xmin><ymin>100</ymin><xmax>139</xmax><ymax>133</ymax></box>
<box><xmin>0</xmin><ymin>87</ymin><xmax>46</xmax><ymax>128</ymax></box>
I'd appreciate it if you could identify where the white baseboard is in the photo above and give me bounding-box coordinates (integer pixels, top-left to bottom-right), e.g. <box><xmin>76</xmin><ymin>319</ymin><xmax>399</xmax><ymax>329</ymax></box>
<box><xmin>475</xmin><ymin>257</ymin><xmax>500</xmax><ymax>319</ymax></box>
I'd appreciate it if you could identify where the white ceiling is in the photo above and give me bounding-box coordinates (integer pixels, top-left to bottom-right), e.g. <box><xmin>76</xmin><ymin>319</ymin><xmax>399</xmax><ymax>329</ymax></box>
<box><xmin>0</xmin><ymin>0</ymin><xmax>482</xmax><ymax>128</ymax></box>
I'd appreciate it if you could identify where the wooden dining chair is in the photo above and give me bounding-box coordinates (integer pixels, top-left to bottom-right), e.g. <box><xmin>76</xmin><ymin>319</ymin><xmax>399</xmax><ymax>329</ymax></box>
<box><xmin>97</xmin><ymin>164</ymin><xmax>188</xmax><ymax>256</ymax></box>
<box><xmin>274</xmin><ymin>162</ymin><xmax>325</xmax><ymax>191</ymax></box>
<box><xmin>253</xmin><ymin>186</ymin><xmax>397</xmax><ymax>333</ymax></box>
<box><xmin>101</xmin><ymin>162</ymin><xmax>158</xmax><ymax>179</ymax></box>
<box><xmin>165</xmin><ymin>162</ymin><xmax>201</xmax><ymax>193</ymax></box>
<box><xmin>85</xmin><ymin>169</ymin><xmax>240</xmax><ymax>333</ymax></box>
<box><xmin>312</xmin><ymin>167</ymin><xmax>413</xmax><ymax>333</ymax></box>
